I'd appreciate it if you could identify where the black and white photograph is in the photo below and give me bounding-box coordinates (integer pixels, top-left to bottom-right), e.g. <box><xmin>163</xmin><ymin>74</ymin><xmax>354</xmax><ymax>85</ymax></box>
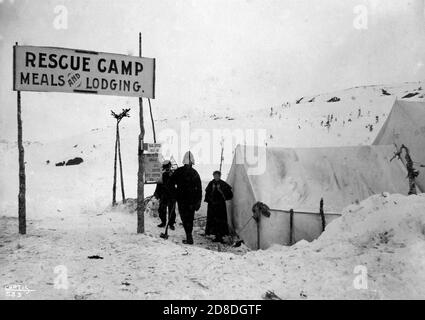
<box><xmin>1</xmin><ymin>0</ymin><xmax>425</xmax><ymax>307</ymax></box>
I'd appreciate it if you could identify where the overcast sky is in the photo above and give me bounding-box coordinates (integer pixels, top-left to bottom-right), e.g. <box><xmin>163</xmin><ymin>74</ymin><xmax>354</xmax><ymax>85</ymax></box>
<box><xmin>1</xmin><ymin>0</ymin><xmax>425</xmax><ymax>142</ymax></box>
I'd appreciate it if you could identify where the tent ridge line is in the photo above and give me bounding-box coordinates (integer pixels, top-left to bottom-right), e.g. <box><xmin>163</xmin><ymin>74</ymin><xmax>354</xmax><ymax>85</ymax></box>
<box><xmin>269</xmin><ymin>208</ymin><xmax>341</xmax><ymax>216</ymax></box>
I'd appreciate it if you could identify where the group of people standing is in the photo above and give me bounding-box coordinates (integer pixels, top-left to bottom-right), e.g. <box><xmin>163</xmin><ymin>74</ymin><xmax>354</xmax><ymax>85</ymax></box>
<box><xmin>154</xmin><ymin>151</ymin><xmax>233</xmax><ymax>245</ymax></box>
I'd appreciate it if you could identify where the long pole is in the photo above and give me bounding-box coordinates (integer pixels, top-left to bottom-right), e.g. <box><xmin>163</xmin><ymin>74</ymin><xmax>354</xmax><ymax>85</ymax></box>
<box><xmin>148</xmin><ymin>98</ymin><xmax>156</xmax><ymax>143</ymax></box>
<box><xmin>219</xmin><ymin>138</ymin><xmax>224</xmax><ymax>173</ymax></box>
<box><xmin>17</xmin><ymin>90</ymin><xmax>26</xmax><ymax>234</ymax></box>
<box><xmin>16</xmin><ymin>42</ymin><xmax>26</xmax><ymax>235</ymax></box>
<box><xmin>320</xmin><ymin>198</ymin><xmax>326</xmax><ymax>232</ymax></box>
<box><xmin>289</xmin><ymin>209</ymin><xmax>294</xmax><ymax>245</ymax></box>
<box><xmin>112</xmin><ymin>123</ymin><xmax>118</xmax><ymax>206</ymax></box>
<box><xmin>137</xmin><ymin>32</ymin><xmax>145</xmax><ymax>234</ymax></box>
<box><xmin>117</xmin><ymin>126</ymin><xmax>126</xmax><ymax>203</ymax></box>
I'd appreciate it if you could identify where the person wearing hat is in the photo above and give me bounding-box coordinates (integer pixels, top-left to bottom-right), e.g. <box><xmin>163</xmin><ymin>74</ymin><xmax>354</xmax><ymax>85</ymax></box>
<box><xmin>170</xmin><ymin>151</ymin><xmax>202</xmax><ymax>245</ymax></box>
<box><xmin>204</xmin><ymin>171</ymin><xmax>233</xmax><ymax>243</ymax></box>
<box><xmin>154</xmin><ymin>160</ymin><xmax>177</xmax><ymax>230</ymax></box>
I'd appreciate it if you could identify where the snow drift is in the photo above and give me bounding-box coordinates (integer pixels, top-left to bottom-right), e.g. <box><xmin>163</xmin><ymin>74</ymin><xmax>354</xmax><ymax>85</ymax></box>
<box><xmin>248</xmin><ymin>193</ymin><xmax>425</xmax><ymax>299</ymax></box>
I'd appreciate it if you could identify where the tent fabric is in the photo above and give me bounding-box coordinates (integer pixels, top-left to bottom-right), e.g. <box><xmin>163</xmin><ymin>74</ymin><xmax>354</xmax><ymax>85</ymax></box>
<box><xmin>373</xmin><ymin>100</ymin><xmax>425</xmax><ymax>191</ymax></box>
<box><xmin>226</xmin><ymin>145</ymin><xmax>409</xmax><ymax>249</ymax></box>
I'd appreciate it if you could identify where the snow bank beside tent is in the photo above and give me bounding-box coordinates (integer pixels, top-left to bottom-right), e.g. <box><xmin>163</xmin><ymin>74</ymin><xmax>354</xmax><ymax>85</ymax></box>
<box><xmin>319</xmin><ymin>193</ymin><xmax>425</xmax><ymax>247</ymax></box>
<box><xmin>247</xmin><ymin>193</ymin><xmax>425</xmax><ymax>299</ymax></box>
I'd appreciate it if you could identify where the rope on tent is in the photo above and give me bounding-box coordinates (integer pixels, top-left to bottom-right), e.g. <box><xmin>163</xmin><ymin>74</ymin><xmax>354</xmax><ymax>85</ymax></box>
<box><xmin>270</xmin><ymin>208</ymin><xmax>340</xmax><ymax>216</ymax></box>
<box><xmin>231</xmin><ymin>216</ymin><xmax>255</xmax><ymax>248</ymax></box>
<box><xmin>239</xmin><ymin>216</ymin><xmax>254</xmax><ymax>233</ymax></box>
<box><xmin>320</xmin><ymin>198</ymin><xmax>326</xmax><ymax>232</ymax></box>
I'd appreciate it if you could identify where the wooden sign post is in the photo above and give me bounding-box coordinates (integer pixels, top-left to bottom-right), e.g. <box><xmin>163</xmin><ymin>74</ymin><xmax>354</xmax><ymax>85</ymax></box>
<box><xmin>17</xmin><ymin>85</ymin><xmax>26</xmax><ymax>234</ymax></box>
<box><xmin>17</xmin><ymin>90</ymin><xmax>26</xmax><ymax>235</ymax></box>
<box><xmin>14</xmin><ymin>41</ymin><xmax>26</xmax><ymax>235</ymax></box>
<box><xmin>137</xmin><ymin>32</ymin><xmax>145</xmax><ymax>234</ymax></box>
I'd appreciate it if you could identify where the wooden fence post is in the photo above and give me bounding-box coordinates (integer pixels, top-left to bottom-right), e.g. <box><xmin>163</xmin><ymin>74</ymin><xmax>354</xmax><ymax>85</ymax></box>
<box><xmin>289</xmin><ymin>209</ymin><xmax>294</xmax><ymax>245</ymax></box>
<box><xmin>320</xmin><ymin>198</ymin><xmax>326</xmax><ymax>232</ymax></box>
<box><xmin>256</xmin><ymin>216</ymin><xmax>261</xmax><ymax>250</ymax></box>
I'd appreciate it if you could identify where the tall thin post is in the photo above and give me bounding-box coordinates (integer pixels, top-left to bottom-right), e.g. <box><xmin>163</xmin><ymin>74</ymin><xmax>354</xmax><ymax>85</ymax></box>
<box><xmin>17</xmin><ymin>89</ymin><xmax>26</xmax><ymax>235</ymax></box>
<box><xmin>15</xmin><ymin>41</ymin><xmax>26</xmax><ymax>235</ymax></box>
<box><xmin>219</xmin><ymin>137</ymin><xmax>224</xmax><ymax>173</ymax></box>
<box><xmin>289</xmin><ymin>209</ymin><xmax>294</xmax><ymax>245</ymax></box>
<box><xmin>148</xmin><ymin>98</ymin><xmax>156</xmax><ymax>143</ymax></box>
<box><xmin>117</xmin><ymin>127</ymin><xmax>126</xmax><ymax>203</ymax></box>
<box><xmin>137</xmin><ymin>32</ymin><xmax>145</xmax><ymax>234</ymax></box>
<box><xmin>320</xmin><ymin>198</ymin><xmax>326</xmax><ymax>232</ymax></box>
<box><xmin>112</xmin><ymin>123</ymin><xmax>118</xmax><ymax>206</ymax></box>
<box><xmin>256</xmin><ymin>219</ymin><xmax>261</xmax><ymax>250</ymax></box>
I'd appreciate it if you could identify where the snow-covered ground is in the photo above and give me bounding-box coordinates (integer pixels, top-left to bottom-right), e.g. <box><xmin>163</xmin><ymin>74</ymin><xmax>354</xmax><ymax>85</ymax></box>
<box><xmin>1</xmin><ymin>82</ymin><xmax>425</xmax><ymax>299</ymax></box>
<box><xmin>1</xmin><ymin>191</ymin><xmax>424</xmax><ymax>300</ymax></box>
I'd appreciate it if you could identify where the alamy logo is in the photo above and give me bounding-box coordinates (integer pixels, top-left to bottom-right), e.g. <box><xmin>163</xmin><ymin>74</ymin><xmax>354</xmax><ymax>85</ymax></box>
<box><xmin>353</xmin><ymin>5</ymin><xmax>368</xmax><ymax>30</ymax></box>
<box><xmin>158</xmin><ymin>121</ymin><xmax>267</xmax><ymax>175</ymax></box>
<box><xmin>353</xmin><ymin>265</ymin><xmax>368</xmax><ymax>290</ymax></box>
<box><xmin>54</xmin><ymin>265</ymin><xmax>69</xmax><ymax>290</ymax></box>
<box><xmin>53</xmin><ymin>5</ymin><xmax>68</xmax><ymax>30</ymax></box>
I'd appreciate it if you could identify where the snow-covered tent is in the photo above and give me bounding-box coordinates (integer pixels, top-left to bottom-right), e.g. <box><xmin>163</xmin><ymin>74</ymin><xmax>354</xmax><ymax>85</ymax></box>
<box><xmin>226</xmin><ymin>145</ymin><xmax>409</xmax><ymax>249</ymax></box>
<box><xmin>373</xmin><ymin>100</ymin><xmax>425</xmax><ymax>191</ymax></box>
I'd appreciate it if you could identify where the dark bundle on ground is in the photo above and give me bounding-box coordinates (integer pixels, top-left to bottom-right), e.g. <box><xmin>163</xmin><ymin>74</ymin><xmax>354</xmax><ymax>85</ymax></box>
<box><xmin>402</xmin><ymin>92</ymin><xmax>419</xmax><ymax>99</ymax></box>
<box><xmin>66</xmin><ymin>157</ymin><xmax>84</xmax><ymax>166</ymax></box>
<box><xmin>327</xmin><ymin>97</ymin><xmax>341</xmax><ymax>103</ymax></box>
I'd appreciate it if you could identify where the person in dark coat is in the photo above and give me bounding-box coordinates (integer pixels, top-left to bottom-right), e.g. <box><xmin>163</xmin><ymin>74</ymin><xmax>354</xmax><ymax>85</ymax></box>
<box><xmin>170</xmin><ymin>151</ymin><xmax>202</xmax><ymax>245</ymax></box>
<box><xmin>204</xmin><ymin>171</ymin><xmax>233</xmax><ymax>243</ymax></box>
<box><xmin>154</xmin><ymin>160</ymin><xmax>177</xmax><ymax>230</ymax></box>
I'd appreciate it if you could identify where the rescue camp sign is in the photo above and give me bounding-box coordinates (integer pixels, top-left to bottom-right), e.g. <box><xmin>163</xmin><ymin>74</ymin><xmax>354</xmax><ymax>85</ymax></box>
<box><xmin>13</xmin><ymin>45</ymin><xmax>155</xmax><ymax>99</ymax></box>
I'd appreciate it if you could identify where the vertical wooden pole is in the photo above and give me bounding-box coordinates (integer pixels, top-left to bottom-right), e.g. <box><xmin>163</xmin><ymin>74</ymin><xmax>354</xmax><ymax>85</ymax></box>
<box><xmin>117</xmin><ymin>126</ymin><xmax>126</xmax><ymax>203</ymax></box>
<box><xmin>289</xmin><ymin>209</ymin><xmax>294</xmax><ymax>245</ymax></box>
<box><xmin>256</xmin><ymin>220</ymin><xmax>261</xmax><ymax>250</ymax></box>
<box><xmin>320</xmin><ymin>198</ymin><xmax>326</xmax><ymax>232</ymax></box>
<box><xmin>137</xmin><ymin>32</ymin><xmax>145</xmax><ymax>234</ymax></box>
<box><xmin>219</xmin><ymin>138</ymin><xmax>224</xmax><ymax>173</ymax></box>
<box><xmin>255</xmin><ymin>212</ymin><xmax>261</xmax><ymax>250</ymax></box>
<box><xmin>112</xmin><ymin>123</ymin><xmax>118</xmax><ymax>206</ymax></box>
<box><xmin>148</xmin><ymin>98</ymin><xmax>156</xmax><ymax>143</ymax></box>
<box><xmin>15</xmin><ymin>42</ymin><xmax>26</xmax><ymax>235</ymax></box>
<box><xmin>17</xmin><ymin>89</ymin><xmax>26</xmax><ymax>235</ymax></box>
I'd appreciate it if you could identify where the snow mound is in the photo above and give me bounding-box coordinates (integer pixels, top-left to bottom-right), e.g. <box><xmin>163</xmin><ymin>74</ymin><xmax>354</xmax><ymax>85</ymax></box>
<box><xmin>318</xmin><ymin>193</ymin><xmax>425</xmax><ymax>248</ymax></box>
<box><xmin>246</xmin><ymin>193</ymin><xmax>425</xmax><ymax>299</ymax></box>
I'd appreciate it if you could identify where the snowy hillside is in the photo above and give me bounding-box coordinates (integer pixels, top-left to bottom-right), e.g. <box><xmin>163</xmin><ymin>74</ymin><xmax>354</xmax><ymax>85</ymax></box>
<box><xmin>2</xmin><ymin>82</ymin><xmax>422</xmax><ymax>218</ymax></box>
<box><xmin>1</xmin><ymin>81</ymin><xmax>425</xmax><ymax>299</ymax></box>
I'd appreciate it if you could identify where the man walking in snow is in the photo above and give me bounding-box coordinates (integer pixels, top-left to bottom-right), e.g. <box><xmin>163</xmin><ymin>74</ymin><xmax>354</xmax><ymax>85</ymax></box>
<box><xmin>154</xmin><ymin>160</ymin><xmax>177</xmax><ymax>230</ymax></box>
<box><xmin>171</xmin><ymin>151</ymin><xmax>202</xmax><ymax>245</ymax></box>
<box><xmin>204</xmin><ymin>171</ymin><xmax>233</xmax><ymax>243</ymax></box>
